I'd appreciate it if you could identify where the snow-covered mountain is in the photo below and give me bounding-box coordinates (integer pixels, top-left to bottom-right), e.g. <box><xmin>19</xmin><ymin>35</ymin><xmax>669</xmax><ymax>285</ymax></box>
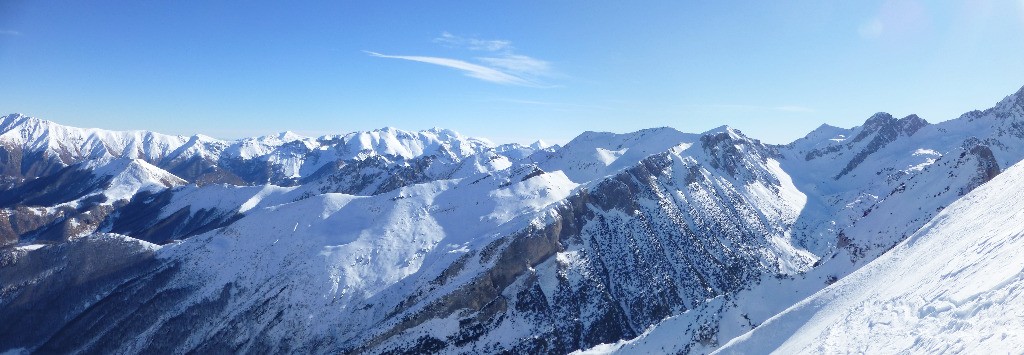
<box><xmin>715</xmin><ymin>157</ymin><xmax>1024</xmax><ymax>354</ymax></box>
<box><xmin>578</xmin><ymin>86</ymin><xmax>1024</xmax><ymax>354</ymax></box>
<box><xmin>0</xmin><ymin>116</ymin><xmax>541</xmax><ymax>244</ymax></box>
<box><xmin>3</xmin><ymin>85</ymin><xmax>1024</xmax><ymax>354</ymax></box>
<box><xmin>0</xmin><ymin>114</ymin><xmax>521</xmax><ymax>188</ymax></box>
<box><xmin>0</xmin><ymin>158</ymin><xmax>185</xmax><ymax>245</ymax></box>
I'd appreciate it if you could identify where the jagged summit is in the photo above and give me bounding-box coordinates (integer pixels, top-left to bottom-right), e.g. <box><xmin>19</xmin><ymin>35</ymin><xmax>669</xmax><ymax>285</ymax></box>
<box><xmin>992</xmin><ymin>84</ymin><xmax>1024</xmax><ymax>114</ymax></box>
<box><xmin>0</xmin><ymin>113</ymin><xmax>32</xmax><ymax>129</ymax></box>
<box><xmin>1002</xmin><ymin>83</ymin><xmax>1024</xmax><ymax>103</ymax></box>
<box><xmin>864</xmin><ymin>111</ymin><xmax>894</xmax><ymax>124</ymax></box>
<box><xmin>701</xmin><ymin>125</ymin><xmax>755</xmax><ymax>144</ymax></box>
<box><xmin>898</xmin><ymin>113</ymin><xmax>929</xmax><ymax>135</ymax></box>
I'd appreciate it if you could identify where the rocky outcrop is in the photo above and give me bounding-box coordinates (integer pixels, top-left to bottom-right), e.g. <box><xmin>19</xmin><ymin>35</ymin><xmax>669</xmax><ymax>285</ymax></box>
<box><xmin>835</xmin><ymin>113</ymin><xmax>929</xmax><ymax>179</ymax></box>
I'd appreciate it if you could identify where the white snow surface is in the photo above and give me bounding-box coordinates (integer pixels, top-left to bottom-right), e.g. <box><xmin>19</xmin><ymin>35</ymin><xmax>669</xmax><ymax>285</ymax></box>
<box><xmin>534</xmin><ymin>127</ymin><xmax>698</xmax><ymax>183</ymax></box>
<box><xmin>144</xmin><ymin>164</ymin><xmax>579</xmax><ymax>346</ymax></box>
<box><xmin>714</xmin><ymin>159</ymin><xmax>1024</xmax><ymax>354</ymax></box>
<box><xmin>0</xmin><ymin>113</ymin><xmax>191</xmax><ymax>162</ymax></box>
<box><xmin>83</xmin><ymin>158</ymin><xmax>187</xmax><ymax>202</ymax></box>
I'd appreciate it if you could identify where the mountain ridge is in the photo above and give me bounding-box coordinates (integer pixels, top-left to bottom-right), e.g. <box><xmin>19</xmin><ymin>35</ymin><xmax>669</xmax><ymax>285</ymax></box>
<box><xmin>3</xmin><ymin>84</ymin><xmax>1024</xmax><ymax>354</ymax></box>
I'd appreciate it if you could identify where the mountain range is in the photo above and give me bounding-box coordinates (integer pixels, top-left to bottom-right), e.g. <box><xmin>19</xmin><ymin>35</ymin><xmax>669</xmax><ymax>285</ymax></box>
<box><xmin>3</xmin><ymin>85</ymin><xmax>1024</xmax><ymax>354</ymax></box>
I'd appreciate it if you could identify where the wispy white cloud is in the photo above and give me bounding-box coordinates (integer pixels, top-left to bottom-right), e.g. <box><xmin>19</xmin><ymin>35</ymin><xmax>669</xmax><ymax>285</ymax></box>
<box><xmin>368</xmin><ymin>32</ymin><xmax>558</xmax><ymax>87</ymax></box>
<box><xmin>0</xmin><ymin>30</ymin><xmax>21</xmax><ymax>36</ymax></box>
<box><xmin>434</xmin><ymin>32</ymin><xmax>511</xmax><ymax>52</ymax></box>
<box><xmin>477</xmin><ymin>55</ymin><xmax>552</xmax><ymax>77</ymax></box>
<box><xmin>365</xmin><ymin>51</ymin><xmax>534</xmax><ymax>86</ymax></box>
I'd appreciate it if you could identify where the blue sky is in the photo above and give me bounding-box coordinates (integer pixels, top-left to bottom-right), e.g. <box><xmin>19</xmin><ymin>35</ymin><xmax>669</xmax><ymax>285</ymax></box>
<box><xmin>1</xmin><ymin>1</ymin><xmax>1023</xmax><ymax>145</ymax></box>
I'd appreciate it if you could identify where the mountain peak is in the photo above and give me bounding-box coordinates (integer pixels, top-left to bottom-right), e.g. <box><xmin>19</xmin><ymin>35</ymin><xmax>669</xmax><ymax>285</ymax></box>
<box><xmin>795</xmin><ymin>123</ymin><xmax>847</xmax><ymax>143</ymax></box>
<box><xmin>0</xmin><ymin>113</ymin><xmax>46</xmax><ymax>134</ymax></box>
<box><xmin>529</xmin><ymin>139</ymin><xmax>550</xmax><ymax>150</ymax></box>
<box><xmin>702</xmin><ymin>125</ymin><xmax>749</xmax><ymax>142</ymax></box>
<box><xmin>993</xmin><ymin>84</ymin><xmax>1024</xmax><ymax>112</ymax></box>
<box><xmin>426</xmin><ymin>127</ymin><xmax>460</xmax><ymax>138</ymax></box>
<box><xmin>1</xmin><ymin>112</ymin><xmax>28</xmax><ymax>123</ymax></box>
<box><xmin>191</xmin><ymin>133</ymin><xmax>219</xmax><ymax>142</ymax></box>
<box><xmin>373</xmin><ymin>126</ymin><xmax>402</xmax><ymax>134</ymax></box>
<box><xmin>864</xmin><ymin>112</ymin><xmax>895</xmax><ymax>126</ymax></box>
<box><xmin>703</xmin><ymin>124</ymin><xmax>732</xmax><ymax>134</ymax></box>
<box><xmin>898</xmin><ymin>114</ymin><xmax>929</xmax><ymax>136</ymax></box>
<box><xmin>277</xmin><ymin>131</ymin><xmax>305</xmax><ymax>141</ymax></box>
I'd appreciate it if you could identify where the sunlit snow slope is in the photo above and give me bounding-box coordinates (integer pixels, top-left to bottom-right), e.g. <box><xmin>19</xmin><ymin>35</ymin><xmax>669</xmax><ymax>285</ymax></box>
<box><xmin>715</xmin><ymin>159</ymin><xmax>1024</xmax><ymax>354</ymax></box>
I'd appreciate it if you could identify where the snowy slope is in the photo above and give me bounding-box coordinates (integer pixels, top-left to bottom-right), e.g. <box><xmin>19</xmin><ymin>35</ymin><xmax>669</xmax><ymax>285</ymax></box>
<box><xmin>715</xmin><ymin>158</ymin><xmax>1024</xmax><ymax>354</ymax></box>
<box><xmin>0</xmin><ymin>157</ymin><xmax>184</xmax><ymax>208</ymax></box>
<box><xmin>0</xmin><ymin>161</ymin><xmax>579</xmax><ymax>352</ymax></box>
<box><xmin>83</xmin><ymin>158</ymin><xmax>187</xmax><ymax>202</ymax></box>
<box><xmin>533</xmin><ymin>127</ymin><xmax>699</xmax><ymax>183</ymax></box>
<box><xmin>780</xmin><ymin>86</ymin><xmax>1024</xmax><ymax>259</ymax></box>
<box><xmin>0</xmin><ymin>158</ymin><xmax>186</xmax><ymax>244</ymax></box>
<box><xmin>0</xmin><ymin>114</ymin><xmax>191</xmax><ymax>163</ymax></box>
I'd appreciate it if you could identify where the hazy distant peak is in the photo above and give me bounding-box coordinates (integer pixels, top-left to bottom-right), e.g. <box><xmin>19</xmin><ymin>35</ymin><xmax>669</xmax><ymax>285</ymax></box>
<box><xmin>529</xmin><ymin>139</ymin><xmax>550</xmax><ymax>150</ymax></box>
<box><xmin>276</xmin><ymin>130</ymin><xmax>305</xmax><ymax>141</ymax></box>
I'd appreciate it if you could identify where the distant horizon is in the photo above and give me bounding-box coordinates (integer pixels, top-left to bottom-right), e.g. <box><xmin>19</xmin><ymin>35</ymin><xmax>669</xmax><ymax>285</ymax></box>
<box><xmin>4</xmin><ymin>80</ymin><xmax>1021</xmax><ymax>146</ymax></box>
<box><xmin>2</xmin><ymin>1</ymin><xmax>1023</xmax><ymax>145</ymax></box>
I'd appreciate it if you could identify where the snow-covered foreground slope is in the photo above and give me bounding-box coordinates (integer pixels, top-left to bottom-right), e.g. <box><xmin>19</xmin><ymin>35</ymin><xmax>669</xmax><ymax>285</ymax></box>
<box><xmin>715</xmin><ymin>158</ymin><xmax>1024</xmax><ymax>354</ymax></box>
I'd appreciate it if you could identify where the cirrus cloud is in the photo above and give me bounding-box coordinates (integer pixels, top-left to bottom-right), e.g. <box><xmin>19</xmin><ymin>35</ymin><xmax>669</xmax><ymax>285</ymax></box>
<box><xmin>365</xmin><ymin>51</ymin><xmax>535</xmax><ymax>86</ymax></box>
<box><xmin>433</xmin><ymin>32</ymin><xmax>511</xmax><ymax>52</ymax></box>
<box><xmin>368</xmin><ymin>32</ymin><xmax>556</xmax><ymax>87</ymax></box>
